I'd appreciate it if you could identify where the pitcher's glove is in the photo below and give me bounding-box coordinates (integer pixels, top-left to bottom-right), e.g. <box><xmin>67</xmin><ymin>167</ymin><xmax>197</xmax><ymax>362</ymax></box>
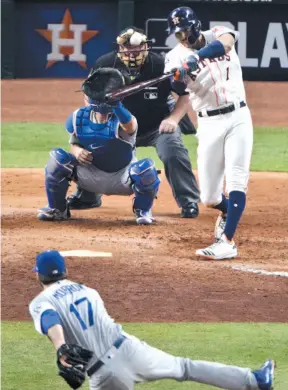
<box><xmin>57</xmin><ymin>344</ymin><xmax>94</xmax><ymax>389</ymax></box>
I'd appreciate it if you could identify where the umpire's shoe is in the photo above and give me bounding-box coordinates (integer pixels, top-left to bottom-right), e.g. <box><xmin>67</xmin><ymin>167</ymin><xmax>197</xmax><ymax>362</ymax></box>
<box><xmin>181</xmin><ymin>203</ymin><xmax>199</xmax><ymax>218</ymax></box>
<box><xmin>37</xmin><ymin>206</ymin><xmax>71</xmax><ymax>221</ymax></box>
<box><xmin>252</xmin><ymin>360</ymin><xmax>275</xmax><ymax>390</ymax></box>
<box><xmin>67</xmin><ymin>194</ymin><xmax>102</xmax><ymax>210</ymax></box>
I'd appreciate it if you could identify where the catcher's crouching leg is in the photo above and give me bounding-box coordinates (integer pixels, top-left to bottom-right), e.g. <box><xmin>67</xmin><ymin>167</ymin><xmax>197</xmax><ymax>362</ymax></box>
<box><xmin>38</xmin><ymin>148</ymin><xmax>77</xmax><ymax>221</ymax></box>
<box><xmin>129</xmin><ymin>158</ymin><xmax>160</xmax><ymax>225</ymax></box>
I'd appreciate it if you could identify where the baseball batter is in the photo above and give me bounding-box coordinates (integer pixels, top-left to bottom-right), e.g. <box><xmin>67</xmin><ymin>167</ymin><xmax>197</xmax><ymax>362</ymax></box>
<box><xmin>165</xmin><ymin>7</ymin><xmax>254</xmax><ymax>260</ymax></box>
<box><xmin>37</xmin><ymin>68</ymin><xmax>160</xmax><ymax>225</ymax></box>
<box><xmin>30</xmin><ymin>250</ymin><xmax>275</xmax><ymax>390</ymax></box>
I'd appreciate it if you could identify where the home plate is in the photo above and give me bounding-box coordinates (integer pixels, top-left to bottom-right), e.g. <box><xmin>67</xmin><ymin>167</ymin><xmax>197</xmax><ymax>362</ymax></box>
<box><xmin>60</xmin><ymin>250</ymin><xmax>112</xmax><ymax>258</ymax></box>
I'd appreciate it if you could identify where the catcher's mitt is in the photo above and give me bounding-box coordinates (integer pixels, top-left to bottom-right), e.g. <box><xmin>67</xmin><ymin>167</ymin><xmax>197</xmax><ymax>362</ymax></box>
<box><xmin>82</xmin><ymin>67</ymin><xmax>125</xmax><ymax>103</ymax></box>
<box><xmin>57</xmin><ymin>344</ymin><xmax>93</xmax><ymax>389</ymax></box>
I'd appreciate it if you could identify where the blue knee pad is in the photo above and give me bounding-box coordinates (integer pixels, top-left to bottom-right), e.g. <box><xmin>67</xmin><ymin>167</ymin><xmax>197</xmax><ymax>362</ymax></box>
<box><xmin>45</xmin><ymin>148</ymin><xmax>78</xmax><ymax>211</ymax></box>
<box><xmin>129</xmin><ymin>158</ymin><xmax>160</xmax><ymax>212</ymax></box>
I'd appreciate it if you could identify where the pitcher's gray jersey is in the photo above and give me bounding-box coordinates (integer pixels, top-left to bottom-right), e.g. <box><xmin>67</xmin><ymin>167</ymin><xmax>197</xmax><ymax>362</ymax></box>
<box><xmin>30</xmin><ymin>280</ymin><xmax>267</xmax><ymax>390</ymax></box>
<box><xmin>29</xmin><ymin>279</ymin><xmax>122</xmax><ymax>362</ymax></box>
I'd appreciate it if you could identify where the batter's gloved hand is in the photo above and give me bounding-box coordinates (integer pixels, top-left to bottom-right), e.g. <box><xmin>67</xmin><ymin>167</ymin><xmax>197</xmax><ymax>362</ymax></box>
<box><xmin>183</xmin><ymin>54</ymin><xmax>199</xmax><ymax>73</ymax></box>
<box><xmin>57</xmin><ymin>344</ymin><xmax>93</xmax><ymax>389</ymax></box>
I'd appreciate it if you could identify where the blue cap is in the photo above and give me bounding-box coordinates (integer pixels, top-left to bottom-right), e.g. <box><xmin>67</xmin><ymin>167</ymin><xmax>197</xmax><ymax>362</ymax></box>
<box><xmin>33</xmin><ymin>250</ymin><xmax>66</xmax><ymax>277</ymax></box>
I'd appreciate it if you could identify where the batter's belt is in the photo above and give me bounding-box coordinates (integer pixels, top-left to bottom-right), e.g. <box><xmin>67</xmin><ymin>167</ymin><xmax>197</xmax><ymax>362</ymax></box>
<box><xmin>198</xmin><ymin>101</ymin><xmax>246</xmax><ymax>118</ymax></box>
<box><xmin>87</xmin><ymin>335</ymin><xmax>127</xmax><ymax>377</ymax></box>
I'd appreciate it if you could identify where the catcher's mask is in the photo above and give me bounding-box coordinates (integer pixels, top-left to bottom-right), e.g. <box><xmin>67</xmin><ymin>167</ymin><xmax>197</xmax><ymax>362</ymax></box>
<box><xmin>82</xmin><ymin>67</ymin><xmax>125</xmax><ymax>113</ymax></box>
<box><xmin>116</xmin><ymin>27</ymin><xmax>150</xmax><ymax>76</ymax></box>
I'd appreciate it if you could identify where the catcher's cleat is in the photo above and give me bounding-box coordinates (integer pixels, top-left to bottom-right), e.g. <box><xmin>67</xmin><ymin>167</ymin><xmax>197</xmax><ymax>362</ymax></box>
<box><xmin>67</xmin><ymin>194</ymin><xmax>102</xmax><ymax>210</ymax></box>
<box><xmin>252</xmin><ymin>359</ymin><xmax>276</xmax><ymax>390</ymax></box>
<box><xmin>135</xmin><ymin>209</ymin><xmax>154</xmax><ymax>225</ymax></box>
<box><xmin>214</xmin><ymin>212</ymin><xmax>227</xmax><ymax>242</ymax></box>
<box><xmin>37</xmin><ymin>206</ymin><xmax>71</xmax><ymax>221</ymax></box>
<box><xmin>196</xmin><ymin>235</ymin><xmax>237</xmax><ymax>260</ymax></box>
<box><xmin>181</xmin><ymin>203</ymin><xmax>199</xmax><ymax>219</ymax></box>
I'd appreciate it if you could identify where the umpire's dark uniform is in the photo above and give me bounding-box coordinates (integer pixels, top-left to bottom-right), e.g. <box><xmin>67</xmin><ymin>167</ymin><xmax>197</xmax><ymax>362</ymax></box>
<box><xmin>69</xmin><ymin>51</ymin><xmax>200</xmax><ymax>217</ymax></box>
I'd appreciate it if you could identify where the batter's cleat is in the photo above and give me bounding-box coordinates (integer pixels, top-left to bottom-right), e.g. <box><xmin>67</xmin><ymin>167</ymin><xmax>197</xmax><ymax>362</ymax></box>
<box><xmin>252</xmin><ymin>359</ymin><xmax>275</xmax><ymax>390</ymax></box>
<box><xmin>214</xmin><ymin>213</ymin><xmax>227</xmax><ymax>242</ymax></box>
<box><xmin>67</xmin><ymin>194</ymin><xmax>102</xmax><ymax>210</ymax></box>
<box><xmin>181</xmin><ymin>203</ymin><xmax>199</xmax><ymax>218</ymax></box>
<box><xmin>37</xmin><ymin>206</ymin><xmax>71</xmax><ymax>221</ymax></box>
<box><xmin>135</xmin><ymin>210</ymin><xmax>154</xmax><ymax>225</ymax></box>
<box><xmin>196</xmin><ymin>235</ymin><xmax>237</xmax><ymax>260</ymax></box>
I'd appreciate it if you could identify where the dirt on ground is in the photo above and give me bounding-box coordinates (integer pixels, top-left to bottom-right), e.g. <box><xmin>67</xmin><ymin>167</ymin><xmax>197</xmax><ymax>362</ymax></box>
<box><xmin>2</xmin><ymin>80</ymin><xmax>288</xmax><ymax>323</ymax></box>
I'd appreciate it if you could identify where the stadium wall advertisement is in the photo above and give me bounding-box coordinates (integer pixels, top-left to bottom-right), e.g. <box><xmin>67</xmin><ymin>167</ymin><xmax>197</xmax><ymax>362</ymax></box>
<box><xmin>2</xmin><ymin>1</ymin><xmax>288</xmax><ymax>80</ymax></box>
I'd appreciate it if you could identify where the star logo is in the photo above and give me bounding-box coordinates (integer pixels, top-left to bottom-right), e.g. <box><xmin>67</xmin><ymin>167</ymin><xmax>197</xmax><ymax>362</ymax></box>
<box><xmin>35</xmin><ymin>9</ymin><xmax>99</xmax><ymax>69</ymax></box>
<box><xmin>172</xmin><ymin>16</ymin><xmax>180</xmax><ymax>25</ymax></box>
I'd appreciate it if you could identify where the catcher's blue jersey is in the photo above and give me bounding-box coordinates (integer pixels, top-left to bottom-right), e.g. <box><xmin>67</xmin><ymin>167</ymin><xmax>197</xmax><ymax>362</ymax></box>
<box><xmin>66</xmin><ymin>107</ymin><xmax>136</xmax><ymax>173</ymax></box>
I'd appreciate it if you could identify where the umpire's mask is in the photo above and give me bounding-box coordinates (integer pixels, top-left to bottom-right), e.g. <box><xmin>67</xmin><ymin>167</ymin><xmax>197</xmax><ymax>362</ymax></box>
<box><xmin>116</xmin><ymin>27</ymin><xmax>150</xmax><ymax>78</ymax></box>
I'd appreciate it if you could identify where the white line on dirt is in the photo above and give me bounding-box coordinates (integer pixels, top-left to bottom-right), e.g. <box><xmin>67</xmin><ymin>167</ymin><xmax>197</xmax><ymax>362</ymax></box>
<box><xmin>226</xmin><ymin>264</ymin><xmax>288</xmax><ymax>278</ymax></box>
<box><xmin>60</xmin><ymin>250</ymin><xmax>112</xmax><ymax>258</ymax></box>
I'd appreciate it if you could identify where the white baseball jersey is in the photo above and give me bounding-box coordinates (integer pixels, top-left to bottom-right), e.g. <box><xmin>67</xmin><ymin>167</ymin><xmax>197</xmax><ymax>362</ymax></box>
<box><xmin>164</xmin><ymin>27</ymin><xmax>246</xmax><ymax>112</ymax></box>
<box><xmin>29</xmin><ymin>279</ymin><xmax>123</xmax><ymax>362</ymax></box>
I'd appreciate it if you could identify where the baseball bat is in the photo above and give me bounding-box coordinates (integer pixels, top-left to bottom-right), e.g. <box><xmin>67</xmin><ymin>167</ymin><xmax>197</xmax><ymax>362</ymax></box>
<box><xmin>105</xmin><ymin>73</ymin><xmax>173</xmax><ymax>103</ymax></box>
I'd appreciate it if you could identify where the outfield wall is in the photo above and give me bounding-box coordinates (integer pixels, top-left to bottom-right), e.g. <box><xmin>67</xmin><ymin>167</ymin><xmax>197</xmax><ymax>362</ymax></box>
<box><xmin>1</xmin><ymin>0</ymin><xmax>288</xmax><ymax>80</ymax></box>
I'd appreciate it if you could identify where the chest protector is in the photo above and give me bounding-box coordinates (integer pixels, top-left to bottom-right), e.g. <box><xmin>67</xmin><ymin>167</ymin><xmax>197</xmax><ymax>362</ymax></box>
<box><xmin>75</xmin><ymin>107</ymin><xmax>134</xmax><ymax>173</ymax></box>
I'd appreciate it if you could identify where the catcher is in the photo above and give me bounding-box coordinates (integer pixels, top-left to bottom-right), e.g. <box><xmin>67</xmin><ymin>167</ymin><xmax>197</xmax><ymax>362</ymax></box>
<box><xmin>37</xmin><ymin>68</ymin><xmax>160</xmax><ymax>225</ymax></box>
<box><xmin>67</xmin><ymin>26</ymin><xmax>200</xmax><ymax>219</ymax></box>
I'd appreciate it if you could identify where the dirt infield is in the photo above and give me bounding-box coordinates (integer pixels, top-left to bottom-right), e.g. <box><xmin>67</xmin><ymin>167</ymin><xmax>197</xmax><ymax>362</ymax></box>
<box><xmin>2</xmin><ymin>80</ymin><xmax>288</xmax><ymax>323</ymax></box>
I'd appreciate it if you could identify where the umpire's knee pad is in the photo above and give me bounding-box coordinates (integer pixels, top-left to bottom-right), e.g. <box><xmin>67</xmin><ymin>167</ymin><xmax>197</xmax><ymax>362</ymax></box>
<box><xmin>46</xmin><ymin>148</ymin><xmax>77</xmax><ymax>183</ymax></box>
<box><xmin>129</xmin><ymin>158</ymin><xmax>160</xmax><ymax>195</ymax></box>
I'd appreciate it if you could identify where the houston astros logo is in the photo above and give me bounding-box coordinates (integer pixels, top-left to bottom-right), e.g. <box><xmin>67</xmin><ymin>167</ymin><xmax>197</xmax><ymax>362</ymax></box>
<box><xmin>35</xmin><ymin>9</ymin><xmax>99</xmax><ymax>69</ymax></box>
<box><xmin>172</xmin><ymin>16</ymin><xmax>180</xmax><ymax>25</ymax></box>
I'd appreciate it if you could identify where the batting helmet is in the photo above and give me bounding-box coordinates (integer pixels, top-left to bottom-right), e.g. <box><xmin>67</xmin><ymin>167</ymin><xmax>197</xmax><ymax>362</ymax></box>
<box><xmin>167</xmin><ymin>7</ymin><xmax>201</xmax><ymax>45</ymax></box>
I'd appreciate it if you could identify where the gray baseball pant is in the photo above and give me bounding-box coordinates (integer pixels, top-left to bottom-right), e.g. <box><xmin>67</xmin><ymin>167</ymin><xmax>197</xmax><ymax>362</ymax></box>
<box><xmin>88</xmin><ymin>335</ymin><xmax>258</xmax><ymax>390</ymax></box>
<box><xmin>137</xmin><ymin>127</ymin><xmax>200</xmax><ymax>208</ymax></box>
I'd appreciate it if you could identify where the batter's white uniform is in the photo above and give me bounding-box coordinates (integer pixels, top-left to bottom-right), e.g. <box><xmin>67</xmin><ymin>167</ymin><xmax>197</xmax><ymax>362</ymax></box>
<box><xmin>30</xmin><ymin>279</ymin><xmax>259</xmax><ymax>390</ymax></box>
<box><xmin>165</xmin><ymin>27</ymin><xmax>253</xmax><ymax>205</ymax></box>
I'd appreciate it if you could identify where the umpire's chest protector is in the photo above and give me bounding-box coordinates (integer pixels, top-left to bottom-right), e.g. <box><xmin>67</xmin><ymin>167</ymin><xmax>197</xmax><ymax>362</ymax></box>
<box><xmin>75</xmin><ymin>107</ymin><xmax>134</xmax><ymax>173</ymax></box>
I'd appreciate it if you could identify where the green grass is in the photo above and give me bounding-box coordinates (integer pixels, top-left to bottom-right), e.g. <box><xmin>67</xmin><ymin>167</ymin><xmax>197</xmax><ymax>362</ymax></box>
<box><xmin>2</xmin><ymin>123</ymin><xmax>288</xmax><ymax>171</ymax></box>
<box><xmin>2</xmin><ymin>322</ymin><xmax>288</xmax><ymax>390</ymax></box>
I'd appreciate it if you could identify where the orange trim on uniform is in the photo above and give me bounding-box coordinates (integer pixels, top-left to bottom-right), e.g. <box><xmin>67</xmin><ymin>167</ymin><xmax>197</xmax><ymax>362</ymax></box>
<box><xmin>206</xmin><ymin>62</ymin><xmax>220</xmax><ymax>107</ymax></box>
<box><xmin>215</xmin><ymin>62</ymin><xmax>227</xmax><ymax>104</ymax></box>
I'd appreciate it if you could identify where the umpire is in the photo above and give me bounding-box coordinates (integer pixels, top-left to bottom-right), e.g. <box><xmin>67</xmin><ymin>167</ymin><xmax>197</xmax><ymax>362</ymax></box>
<box><xmin>68</xmin><ymin>27</ymin><xmax>200</xmax><ymax>218</ymax></box>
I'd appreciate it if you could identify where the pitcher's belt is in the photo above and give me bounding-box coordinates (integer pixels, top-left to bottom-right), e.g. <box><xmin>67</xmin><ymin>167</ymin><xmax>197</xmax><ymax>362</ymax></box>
<box><xmin>198</xmin><ymin>101</ymin><xmax>246</xmax><ymax>117</ymax></box>
<box><xmin>87</xmin><ymin>335</ymin><xmax>127</xmax><ymax>377</ymax></box>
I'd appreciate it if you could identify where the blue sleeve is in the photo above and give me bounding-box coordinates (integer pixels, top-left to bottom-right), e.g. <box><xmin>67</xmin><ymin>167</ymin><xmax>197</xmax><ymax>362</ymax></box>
<box><xmin>65</xmin><ymin>113</ymin><xmax>74</xmax><ymax>134</ymax></box>
<box><xmin>197</xmin><ymin>40</ymin><xmax>225</xmax><ymax>60</ymax></box>
<box><xmin>41</xmin><ymin>309</ymin><xmax>62</xmax><ymax>335</ymax></box>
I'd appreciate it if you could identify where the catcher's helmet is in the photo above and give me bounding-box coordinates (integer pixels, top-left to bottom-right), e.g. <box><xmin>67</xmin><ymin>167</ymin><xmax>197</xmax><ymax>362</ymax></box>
<box><xmin>82</xmin><ymin>67</ymin><xmax>125</xmax><ymax>113</ymax></box>
<box><xmin>167</xmin><ymin>7</ymin><xmax>201</xmax><ymax>45</ymax></box>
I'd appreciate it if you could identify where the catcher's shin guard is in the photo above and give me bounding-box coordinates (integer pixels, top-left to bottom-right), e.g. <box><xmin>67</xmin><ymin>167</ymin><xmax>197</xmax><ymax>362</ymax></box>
<box><xmin>45</xmin><ymin>148</ymin><xmax>77</xmax><ymax>212</ymax></box>
<box><xmin>129</xmin><ymin>158</ymin><xmax>160</xmax><ymax>212</ymax></box>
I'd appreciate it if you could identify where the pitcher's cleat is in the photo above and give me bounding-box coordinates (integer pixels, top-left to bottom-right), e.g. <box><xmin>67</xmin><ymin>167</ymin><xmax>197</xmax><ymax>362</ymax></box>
<box><xmin>252</xmin><ymin>359</ymin><xmax>275</xmax><ymax>390</ymax></box>
<box><xmin>37</xmin><ymin>207</ymin><xmax>71</xmax><ymax>221</ymax></box>
<box><xmin>196</xmin><ymin>235</ymin><xmax>237</xmax><ymax>260</ymax></box>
